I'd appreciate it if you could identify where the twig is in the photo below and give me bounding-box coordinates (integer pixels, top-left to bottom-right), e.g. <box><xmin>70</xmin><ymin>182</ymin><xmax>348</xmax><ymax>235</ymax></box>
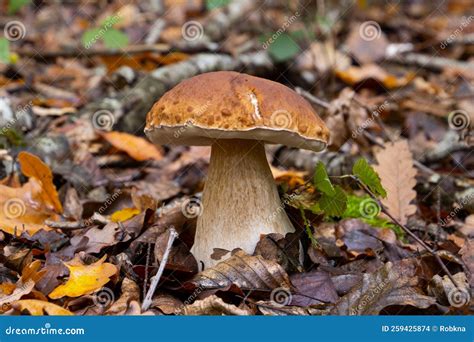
<box><xmin>387</xmin><ymin>52</ymin><xmax>474</xmax><ymax>71</ymax></box>
<box><xmin>16</xmin><ymin>44</ymin><xmax>172</xmax><ymax>59</ymax></box>
<box><xmin>141</xmin><ymin>226</ymin><xmax>178</xmax><ymax>311</ymax></box>
<box><xmin>349</xmin><ymin>174</ymin><xmax>460</xmax><ymax>288</ymax></box>
<box><xmin>45</xmin><ymin>219</ymin><xmax>88</xmax><ymax>230</ymax></box>
<box><xmin>295</xmin><ymin>87</ymin><xmax>330</xmax><ymax>109</ymax></box>
<box><xmin>143</xmin><ymin>242</ymin><xmax>152</xmax><ymax>299</ymax></box>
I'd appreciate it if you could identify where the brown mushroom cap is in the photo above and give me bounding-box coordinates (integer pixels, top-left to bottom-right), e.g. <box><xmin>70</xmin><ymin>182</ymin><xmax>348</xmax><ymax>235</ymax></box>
<box><xmin>145</xmin><ymin>71</ymin><xmax>330</xmax><ymax>151</ymax></box>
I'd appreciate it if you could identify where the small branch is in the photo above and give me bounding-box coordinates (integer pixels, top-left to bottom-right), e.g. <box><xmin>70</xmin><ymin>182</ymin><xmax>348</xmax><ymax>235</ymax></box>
<box><xmin>387</xmin><ymin>52</ymin><xmax>474</xmax><ymax>71</ymax></box>
<box><xmin>141</xmin><ymin>227</ymin><xmax>178</xmax><ymax>311</ymax></box>
<box><xmin>350</xmin><ymin>175</ymin><xmax>460</xmax><ymax>288</ymax></box>
<box><xmin>295</xmin><ymin>87</ymin><xmax>330</xmax><ymax>109</ymax></box>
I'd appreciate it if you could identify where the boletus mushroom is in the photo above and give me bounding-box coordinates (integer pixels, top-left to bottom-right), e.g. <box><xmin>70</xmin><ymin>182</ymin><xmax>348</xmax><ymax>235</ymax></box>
<box><xmin>145</xmin><ymin>71</ymin><xmax>329</xmax><ymax>268</ymax></box>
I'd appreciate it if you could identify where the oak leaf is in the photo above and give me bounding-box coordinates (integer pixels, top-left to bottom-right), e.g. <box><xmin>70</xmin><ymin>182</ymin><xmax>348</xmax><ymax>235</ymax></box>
<box><xmin>373</xmin><ymin>140</ymin><xmax>417</xmax><ymax>225</ymax></box>
<box><xmin>49</xmin><ymin>255</ymin><xmax>117</xmax><ymax>299</ymax></box>
<box><xmin>12</xmin><ymin>299</ymin><xmax>73</xmax><ymax>315</ymax></box>
<box><xmin>101</xmin><ymin>131</ymin><xmax>163</xmax><ymax>161</ymax></box>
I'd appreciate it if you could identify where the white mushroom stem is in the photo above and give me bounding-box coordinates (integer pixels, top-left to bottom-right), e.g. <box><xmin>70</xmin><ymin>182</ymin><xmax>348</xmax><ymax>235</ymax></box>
<box><xmin>191</xmin><ymin>139</ymin><xmax>295</xmax><ymax>269</ymax></box>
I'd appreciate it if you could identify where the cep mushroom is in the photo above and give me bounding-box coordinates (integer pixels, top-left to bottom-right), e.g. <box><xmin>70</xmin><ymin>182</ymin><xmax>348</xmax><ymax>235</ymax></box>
<box><xmin>145</xmin><ymin>71</ymin><xmax>329</xmax><ymax>268</ymax></box>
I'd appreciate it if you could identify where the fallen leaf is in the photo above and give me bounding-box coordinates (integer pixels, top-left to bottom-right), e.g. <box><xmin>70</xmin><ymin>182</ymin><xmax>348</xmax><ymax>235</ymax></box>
<box><xmin>12</xmin><ymin>299</ymin><xmax>73</xmax><ymax>315</ymax></box>
<box><xmin>186</xmin><ymin>250</ymin><xmax>291</xmax><ymax>293</ymax></box>
<box><xmin>101</xmin><ymin>131</ymin><xmax>163</xmax><ymax>161</ymax></box>
<box><xmin>0</xmin><ymin>178</ymin><xmax>54</xmax><ymax>235</ymax></box>
<box><xmin>49</xmin><ymin>255</ymin><xmax>117</xmax><ymax>299</ymax></box>
<box><xmin>110</xmin><ymin>207</ymin><xmax>140</xmax><ymax>222</ymax></box>
<box><xmin>290</xmin><ymin>271</ymin><xmax>339</xmax><ymax>306</ymax></box>
<box><xmin>330</xmin><ymin>260</ymin><xmax>436</xmax><ymax>315</ymax></box>
<box><xmin>18</xmin><ymin>151</ymin><xmax>63</xmax><ymax>213</ymax></box>
<box><xmin>105</xmin><ymin>278</ymin><xmax>140</xmax><ymax>315</ymax></box>
<box><xmin>183</xmin><ymin>295</ymin><xmax>251</xmax><ymax>315</ymax></box>
<box><xmin>374</xmin><ymin>140</ymin><xmax>417</xmax><ymax>225</ymax></box>
<box><xmin>336</xmin><ymin>64</ymin><xmax>414</xmax><ymax>89</ymax></box>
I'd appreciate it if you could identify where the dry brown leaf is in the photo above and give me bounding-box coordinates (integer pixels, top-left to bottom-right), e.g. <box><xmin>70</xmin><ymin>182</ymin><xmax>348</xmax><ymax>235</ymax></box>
<box><xmin>374</xmin><ymin>140</ymin><xmax>418</xmax><ymax>225</ymax></box>
<box><xmin>101</xmin><ymin>131</ymin><xmax>163</xmax><ymax>161</ymax></box>
<box><xmin>183</xmin><ymin>295</ymin><xmax>251</xmax><ymax>315</ymax></box>
<box><xmin>18</xmin><ymin>151</ymin><xmax>63</xmax><ymax>213</ymax></box>
<box><xmin>49</xmin><ymin>255</ymin><xmax>117</xmax><ymax>299</ymax></box>
<box><xmin>12</xmin><ymin>299</ymin><xmax>73</xmax><ymax>315</ymax></box>
<box><xmin>105</xmin><ymin>278</ymin><xmax>140</xmax><ymax>315</ymax></box>
<box><xmin>330</xmin><ymin>259</ymin><xmax>436</xmax><ymax>315</ymax></box>
<box><xmin>187</xmin><ymin>250</ymin><xmax>291</xmax><ymax>292</ymax></box>
<box><xmin>0</xmin><ymin>178</ymin><xmax>54</xmax><ymax>235</ymax></box>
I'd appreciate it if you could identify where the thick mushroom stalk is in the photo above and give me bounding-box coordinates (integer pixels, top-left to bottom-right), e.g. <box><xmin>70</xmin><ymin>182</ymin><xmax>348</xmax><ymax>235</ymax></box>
<box><xmin>191</xmin><ymin>139</ymin><xmax>294</xmax><ymax>268</ymax></box>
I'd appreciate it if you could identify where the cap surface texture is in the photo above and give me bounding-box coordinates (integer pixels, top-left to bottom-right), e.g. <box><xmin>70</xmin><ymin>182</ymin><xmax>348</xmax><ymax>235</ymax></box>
<box><xmin>145</xmin><ymin>71</ymin><xmax>329</xmax><ymax>151</ymax></box>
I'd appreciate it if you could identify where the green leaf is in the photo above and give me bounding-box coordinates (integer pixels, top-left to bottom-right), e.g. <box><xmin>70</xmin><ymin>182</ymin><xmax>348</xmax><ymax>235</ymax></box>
<box><xmin>102</xmin><ymin>29</ymin><xmax>129</xmax><ymax>49</ymax></box>
<box><xmin>352</xmin><ymin>158</ymin><xmax>387</xmax><ymax>198</ymax></box>
<box><xmin>265</xmin><ymin>33</ymin><xmax>300</xmax><ymax>62</ymax></box>
<box><xmin>319</xmin><ymin>185</ymin><xmax>347</xmax><ymax>217</ymax></box>
<box><xmin>206</xmin><ymin>0</ymin><xmax>230</xmax><ymax>9</ymax></box>
<box><xmin>82</xmin><ymin>28</ymin><xmax>101</xmax><ymax>49</ymax></box>
<box><xmin>313</xmin><ymin>161</ymin><xmax>335</xmax><ymax>196</ymax></box>
<box><xmin>8</xmin><ymin>0</ymin><xmax>30</xmax><ymax>14</ymax></box>
<box><xmin>0</xmin><ymin>38</ymin><xmax>10</xmax><ymax>64</ymax></box>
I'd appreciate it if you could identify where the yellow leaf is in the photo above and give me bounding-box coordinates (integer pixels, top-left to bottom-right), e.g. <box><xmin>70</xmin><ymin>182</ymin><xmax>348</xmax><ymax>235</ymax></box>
<box><xmin>18</xmin><ymin>151</ymin><xmax>63</xmax><ymax>213</ymax></box>
<box><xmin>110</xmin><ymin>207</ymin><xmax>140</xmax><ymax>222</ymax></box>
<box><xmin>12</xmin><ymin>299</ymin><xmax>73</xmax><ymax>315</ymax></box>
<box><xmin>101</xmin><ymin>131</ymin><xmax>163</xmax><ymax>161</ymax></box>
<box><xmin>49</xmin><ymin>255</ymin><xmax>117</xmax><ymax>299</ymax></box>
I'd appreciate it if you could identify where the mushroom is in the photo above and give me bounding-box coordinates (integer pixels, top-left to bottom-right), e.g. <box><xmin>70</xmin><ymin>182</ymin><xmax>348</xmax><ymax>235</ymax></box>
<box><xmin>145</xmin><ymin>71</ymin><xmax>329</xmax><ymax>268</ymax></box>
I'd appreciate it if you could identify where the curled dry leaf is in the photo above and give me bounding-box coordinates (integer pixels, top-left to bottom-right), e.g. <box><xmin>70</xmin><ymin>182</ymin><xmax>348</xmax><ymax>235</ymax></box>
<box><xmin>374</xmin><ymin>140</ymin><xmax>418</xmax><ymax>225</ymax></box>
<box><xmin>18</xmin><ymin>151</ymin><xmax>63</xmax><ymax>213</ymax></box>
<box><xmin>100</xmin><ymin>131</ymin><xmax>163</xmax><ymax>161</ymax></box>
<box><xmin>105</xmin><ymin>278</ymin><xmax>140</xmax><ymax>315</ymax></box>
<box><xmin>49</xmin><ymin>255</ymin><xmax>117</xmax><ymax>299</ymax></box>
<box><xmin>186</xmin><ymin>250</ymin><xmax>291</xmax><ymax>293</ymax></box>
<box><xmin>183</xmin><ymin>295</ymin><xmax>251</xmax><ymax>315</ymax></box>
<box><xmin>330</xmin><ymin>260</ymin><xmax>436</xmax><ymax>315</ymax></box>
<box><xmin>12</xmin><ymin>299</ymin><xmax>73</xmax><ymax>315</ymax></box>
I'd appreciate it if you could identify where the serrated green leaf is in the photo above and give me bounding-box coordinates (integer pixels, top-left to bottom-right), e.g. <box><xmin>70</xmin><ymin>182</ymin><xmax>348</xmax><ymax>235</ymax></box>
<box><xmin>352</xmin><ymin>158</ymin><xmax>387</xmax><ymax>198</ymax></box>
<box><xmin>8</xmin><ymin>0</ymin><xmax>30</xmax><ymax>14</ymax></box>
<box><xmin>319</xmin><ymin>185</ymin><xmax>347</xmax><ymax>217</ymax></box>
<box><xmin>206</xmin><ymin>0</ymin><xmax>230</xmax><ymax>9</ymax></box>
<box><xmin>103</xmin><ymin>29</ymin><xmax>129</xmax><ymax>49</ymax></box>
<box><xmin>0</xmin><ymin>38</ymin><xmax>10</xmax><ymax>64</ymax></box>
<box><xmin>313</xmin><ymin>161</ymin><xmax>336</xmax><ymax>196</ymax></box>
<box><xmin>265</xmin><ymin>33</ymin><xmax>300</xmax><ymax>62</ymax></box>
<box><xmin>82</xmin><ymin>28</ymin><xmax>101</xmax><ymax>49</ymax></box>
